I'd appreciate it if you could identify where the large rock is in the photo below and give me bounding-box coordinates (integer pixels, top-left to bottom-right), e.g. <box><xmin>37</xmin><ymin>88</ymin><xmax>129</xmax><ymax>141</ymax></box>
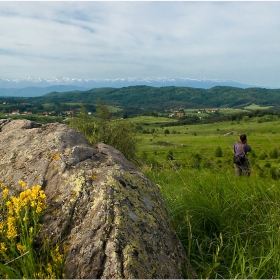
<box><xmin>0</xmin><ymin>119</ymin><xmax>189</xmax><ymax>279</ymax></box>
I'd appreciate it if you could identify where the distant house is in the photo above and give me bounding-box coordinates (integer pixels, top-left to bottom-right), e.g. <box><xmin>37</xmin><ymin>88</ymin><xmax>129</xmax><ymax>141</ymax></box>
<box><xmin>22</xmin><ymin>111</ymin><xmax>32</xmax><ymax>115</ymax></box>
<box><xmin>11</xmin><ymin>110</ymin><xmax>20</xmax><ymax>115</ymax></box>
<box><xmin>206</xmin><ymin>108</ymin><xmax>219</xmax><ymax>113</ymax></box>
<box><xmin>66</xmin><ymin>110</ymin><xmax>73</xmax><ymax>115</ymax></box>
<box><xmin>177</xmin><ymin>113</ymin><xmax>184</xmax><ymax>117</ymax></box>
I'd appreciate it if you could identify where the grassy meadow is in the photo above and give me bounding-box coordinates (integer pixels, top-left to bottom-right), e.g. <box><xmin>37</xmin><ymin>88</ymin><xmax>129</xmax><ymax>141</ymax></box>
<box><xmin>133</xmin><ymin>114</ymin><xmax>280</xmax><ymax>169</ymax></box>
<box><xmin>133</xmin><ymin>114</ymin><xmax>280</xmax><ymax>278</ymax></box>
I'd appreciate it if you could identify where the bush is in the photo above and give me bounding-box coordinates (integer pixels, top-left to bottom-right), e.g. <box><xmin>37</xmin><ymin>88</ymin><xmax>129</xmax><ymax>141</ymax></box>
<box><xmin>164</xmin><ymin>129</ymin><xmax>170</xmax><ymax>135</ymax></box>
<box><xmin>269</xmin><ymin>148</ymin><xmax>279</xmax><ymax>159</ymax></box>
<box><xmin>166</xmin><ymin>150</ymin><xmax>174</xmax><ymax>160</ymax></box>
<box><xmin>215</xmin><ymin>146</ymin><xmax>223</xmax><ymax>157</ymax></box>
<box><xmin>69</xmin><ymin>101</ymin><xmax>139</xmax><ymax>161</ymax></box>
<box><xmin>68</xmin><ymin>106</ymin><xmax>96</xmax><ymax>145</ymax></box>
<box><xmin>264</xmin><ymin>162</ymin><xmax>271</xmax><ymax>168</ymax></box>
<box><xmin>106</xmin><ymin>119</ymin><xmax>139</xmax><ymax>161</ymax></box>
<box><xmin>189</xmin><ymin>153</ymin><xmax>201</xmax><ymax>169</ymax></box>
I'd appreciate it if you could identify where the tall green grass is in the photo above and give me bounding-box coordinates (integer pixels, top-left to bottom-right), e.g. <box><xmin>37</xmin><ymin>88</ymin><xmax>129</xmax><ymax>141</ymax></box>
<box><xmin>145</xmin><ymin>167</ymin><xmax>280</xmax><ymax>278</ymax></box>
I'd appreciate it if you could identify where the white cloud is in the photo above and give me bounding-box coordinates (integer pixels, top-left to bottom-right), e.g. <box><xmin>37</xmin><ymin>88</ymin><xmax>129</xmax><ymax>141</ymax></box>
<box><xmin>0</xmin><ymin>1</ymin><xmax>280</xmax><ymax>87</ymax></box>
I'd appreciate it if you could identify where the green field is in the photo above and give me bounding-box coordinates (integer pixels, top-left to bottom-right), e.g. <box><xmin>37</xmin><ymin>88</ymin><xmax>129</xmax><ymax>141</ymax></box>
<box><xmin>131</xmin><ymin>115</ymin><xmax>280</xmax><ymax>167</ymax></box>
<box><xmin>132</xmin><ymin>114</ymin><xmax>280</xmax><ymax>278</ymax></box>
<box><xmin>244</xmin><ymin>103</ymin><xmax>272</xmax><ymax>110</ymax></box>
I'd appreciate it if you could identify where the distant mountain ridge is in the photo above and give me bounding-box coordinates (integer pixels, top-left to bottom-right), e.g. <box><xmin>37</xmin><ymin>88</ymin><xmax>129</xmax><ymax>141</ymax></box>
<box><xmin>22</xmin><ymin>85</ymin><xmax>280</xmax><ymax>111</ymax></box>
<box><xmin>0</xmin><ymin>85</ymin><xmax>90</xmax><ymax>97</ymax></box>
<box><xmin>0</xmin><ymin>77</ymin><xmax>277</xmax><ymax>97</ymax></box>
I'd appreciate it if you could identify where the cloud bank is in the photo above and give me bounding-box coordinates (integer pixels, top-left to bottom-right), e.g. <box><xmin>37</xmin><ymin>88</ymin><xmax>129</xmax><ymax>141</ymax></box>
<box><xmin>1</xmin><ymin>1</ymin><xmax>280</xmax><ymax>87</ymax></box>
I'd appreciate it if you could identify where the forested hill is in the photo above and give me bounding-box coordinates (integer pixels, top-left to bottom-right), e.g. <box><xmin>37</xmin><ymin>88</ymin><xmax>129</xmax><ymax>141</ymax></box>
<box><xmin>24</xmin><ymin>85</ymin><xmax>280</xmax><ymax>110</ymax></box>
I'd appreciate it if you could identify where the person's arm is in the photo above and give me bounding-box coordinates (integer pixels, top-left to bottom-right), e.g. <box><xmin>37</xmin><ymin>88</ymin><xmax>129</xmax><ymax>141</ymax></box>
<box><xmin>244</xmin><ymin>143</ymin><xmax>251</xmax><ymax>152</ymax></box>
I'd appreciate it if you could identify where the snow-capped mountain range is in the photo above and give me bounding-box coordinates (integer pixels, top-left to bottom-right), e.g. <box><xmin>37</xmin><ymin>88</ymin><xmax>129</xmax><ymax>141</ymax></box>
<box><xmin>0</xmin><ymin>76</ymin><xmax>270</xmax><ymax>88</ymax></box>
<box><xmin>0</xmin><ymin>77</ymin><xmax>277</xmax><ymax>97</ymax></box>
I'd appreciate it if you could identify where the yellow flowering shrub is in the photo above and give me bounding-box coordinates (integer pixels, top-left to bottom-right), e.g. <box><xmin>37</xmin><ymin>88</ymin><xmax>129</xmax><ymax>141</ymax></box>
<box><xmin>0</xmin><ymin>180</ymin><xmax>65</xmax><ymax>279</ymax></box>
<box><xmin>2</xmin><ymin>189</ymin><xmax>8</xmax><ymax>200</ymax></box>
<box><xmin>6</xmin><ymin>217</ymin><xmax>17</xmax><ymax>240</ymax></box>
<box><xmin>0</xmin><ymin>243</ymin><xmax>7</xmax><ymax>253</ymax></box>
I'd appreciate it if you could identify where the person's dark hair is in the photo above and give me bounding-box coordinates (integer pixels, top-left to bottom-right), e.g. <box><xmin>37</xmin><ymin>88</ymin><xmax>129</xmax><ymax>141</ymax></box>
<box><xmin>240</xmin><ymin>134</ymin><xmax>247</xmax><ymax>142</ymax></box>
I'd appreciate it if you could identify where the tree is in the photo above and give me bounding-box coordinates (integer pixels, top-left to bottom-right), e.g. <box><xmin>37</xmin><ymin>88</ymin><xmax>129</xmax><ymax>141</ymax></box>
<box><xmin>95</xmin><ymin>98</ymin><xmax>138</xmax><ymax>161</ymax></box>
<box><xmin>68</xmin><ymin>105</ymin><xmax>96</xmax><ymax>145</ymax></box>
<box><xmin>108</xmin><ymin>119</ymin><xmax>139</xmax><ymax>160</ymax></box>
<box><xmin>68</xmin><ymin>99</ymin><xmax>139</xmax><ymax>161</ymax></box>
<box><xmin>95</xmin><ymin>98</ymin><xmax>112</xmax><ymax>144</ymax></box>
<box><xmin>242</xmin><ymin>116</ymin><xmax>250</xmax><ymax>123</ymax></box>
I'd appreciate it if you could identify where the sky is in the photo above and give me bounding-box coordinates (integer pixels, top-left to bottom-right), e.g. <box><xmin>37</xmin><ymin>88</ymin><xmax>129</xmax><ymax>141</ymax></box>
<box><xmin>1</xmin><ymin>1</ymin><xmax>280</xmax><ymax>87</ymax></box>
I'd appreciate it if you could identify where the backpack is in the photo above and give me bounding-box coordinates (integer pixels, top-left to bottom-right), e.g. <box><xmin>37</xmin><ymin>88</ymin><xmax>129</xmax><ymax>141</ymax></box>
<box><xmin>234</xmin><ymin>142</ymin><xmax>247</xmax><ymax>166</ymax></box>
<box><xmin>233</xmin><ymin>155</ymin><xmax>246</xmax><ymax>165</ymax></box>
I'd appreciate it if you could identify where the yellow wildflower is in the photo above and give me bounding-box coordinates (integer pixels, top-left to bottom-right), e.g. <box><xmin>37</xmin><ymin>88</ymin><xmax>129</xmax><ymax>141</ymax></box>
<box><xmin>10</xmin><ymin>196</ymin><xmax>22</xmax><ymax>215</ymax></box>
<box><xmin>46</xmin><ymin>263</ymin><xmax>55</xmax><ymax>278</ymax></box>
<box><xmin>0</xmin><ymin>222</ymin><xmax>5</xmax><ymax>234</ymax></box>
<box><xmin>46</xmin><ymin>263</ymin><xmax>52</xmax><ymax>274</ymax></box>
<box><xmin>36</xmin><ymin>201</ymin><xmax>44</xmax><ymax>214</ymax></box>
<box><xmin>39</xmin><ymin>190</ymin><xmax>46</xmax><ymax>200</ymax></box>
<box><xmin>7</xmin><ymin>216</ymin><xmax>17</xmax><ymax>239</ymax></box>
<box><xmin>0</xmin><ymin>242</ymin><xmax>7</xmax><ymax>253</ymax></box>
<box><xmin>18</xmin><ymin>180</ymin><xmax>27</xmax><ymax>189</ymax></box>
<box><xmin>51</xmin><ymin>245</ymin><xmax>64</xmax><ymax>265</ymax></box>
<box><xmin>16</xmin><ymin>243</ymin><xmax>27</xmax><ymax>254</ymax></box>
<box><xmin>2</xmin><ymin>188</ymin><xmax>8</xmax><ymax>199</ymax></box>
<box><xmin>0</xmin><ymin>181</ymin><xmax>4</xmax><ymax>188</ymax></box>
<box><xmin>6</xmin><ymin>200</ymin><xmax>14</xmax><ymax>215</ymax></box>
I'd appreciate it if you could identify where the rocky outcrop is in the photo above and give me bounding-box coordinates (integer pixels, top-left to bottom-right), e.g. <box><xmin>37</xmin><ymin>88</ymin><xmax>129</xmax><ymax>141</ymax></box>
<box><xmin>0</xmin><ymin>119</ymin><xmax>189</xmax><ymax>279</ymax></box>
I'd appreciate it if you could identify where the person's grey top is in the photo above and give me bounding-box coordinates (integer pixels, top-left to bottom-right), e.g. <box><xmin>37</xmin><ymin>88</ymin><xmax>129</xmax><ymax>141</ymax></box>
<box><xmin>234</xmin><ymin>142</ymin><xmax>251</xmax><ymax>158</ymax></box>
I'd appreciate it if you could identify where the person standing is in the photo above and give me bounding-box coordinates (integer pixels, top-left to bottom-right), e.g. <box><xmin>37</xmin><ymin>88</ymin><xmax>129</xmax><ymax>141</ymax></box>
<box><xmin>233</xmin><ymin>134</ymin><xmax>251</xmax><ymax>176</ymax></box>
